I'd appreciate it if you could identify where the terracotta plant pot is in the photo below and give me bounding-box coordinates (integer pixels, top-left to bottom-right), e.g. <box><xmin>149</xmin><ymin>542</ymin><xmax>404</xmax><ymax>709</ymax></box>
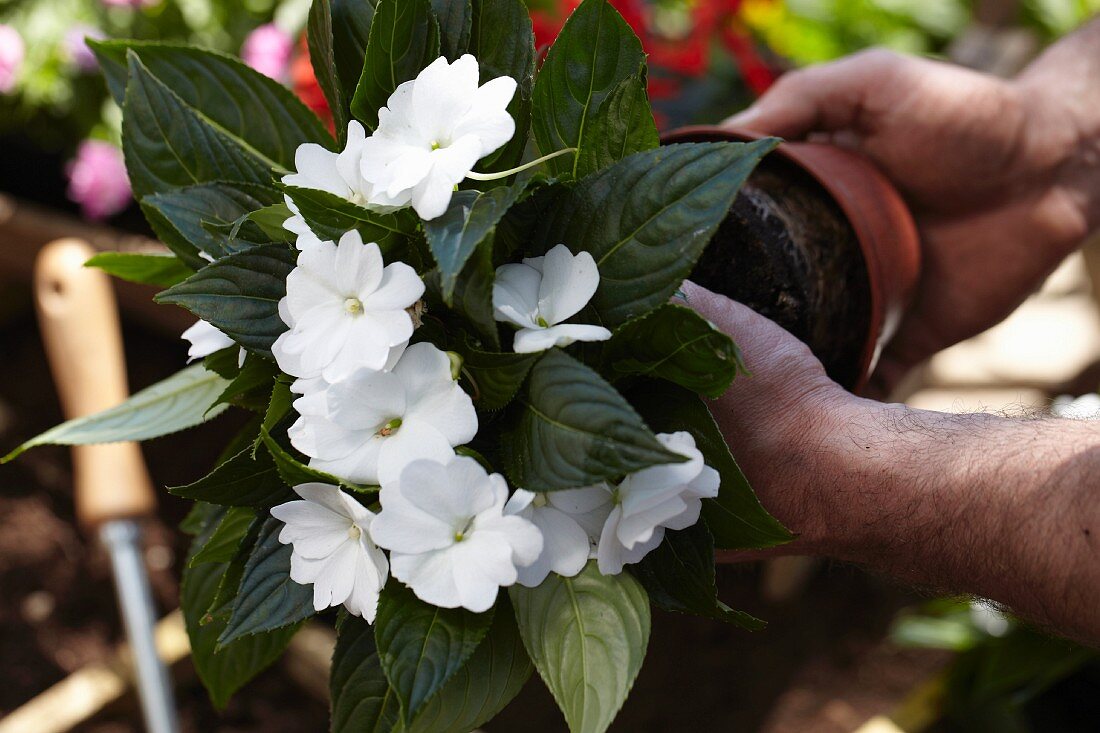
<box><xmin>663</xmin><ymin>125</ymin><xmax>921</xmax><ymax>393</ymax></box>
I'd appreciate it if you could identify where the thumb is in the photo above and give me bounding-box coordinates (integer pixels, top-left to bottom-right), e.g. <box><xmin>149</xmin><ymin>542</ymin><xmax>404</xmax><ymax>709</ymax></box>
<box><xmin>724</xmin><ymin>49</ymin><xmax>902</xmax><ymax>140</ymax></box>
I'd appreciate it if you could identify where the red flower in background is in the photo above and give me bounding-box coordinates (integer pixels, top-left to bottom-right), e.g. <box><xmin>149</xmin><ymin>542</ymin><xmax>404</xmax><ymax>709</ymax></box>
<box><xmin>291</xmin><ymin>37</ymin><xmax>334</xmax><ymax>133</ymax></box>
<box><xmin>289</xmin><ymin>0</ymin><xmax>778</xmax><ymax>136</ymax></box>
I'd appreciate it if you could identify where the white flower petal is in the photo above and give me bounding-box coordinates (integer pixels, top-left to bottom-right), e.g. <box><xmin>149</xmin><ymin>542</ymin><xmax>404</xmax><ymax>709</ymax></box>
<box><xmin>325</xmin><ymin>368</ymin><xmax>405</xmax><ymax>431</ymax></box>
<box><xmin>334</xmin><ymin>231</ymin><xmax>384</xmax><ymax>296</ymax></box>
<box><xmin>181</xmin><ymin>320</ymin><xmax>234</xmax><ymax>361</ymax></box>
<box><xmin>512</xmin><ymin>323</ymin><xmax>611</xmax><ymax>353</ymax></box>
<box><xmin>376</xmin><ymin>421</ymin><xmax>456</xmax><ymax>486</ymax></box>
<box><xmin>492</xmin><ymin>262</ymin><xmax>542</xmax><ymax>328</ymax></box>
<box><xmin>537</xmin><ymin>245</ymin><xmax>601</xmax><ymax>325</ymax></box>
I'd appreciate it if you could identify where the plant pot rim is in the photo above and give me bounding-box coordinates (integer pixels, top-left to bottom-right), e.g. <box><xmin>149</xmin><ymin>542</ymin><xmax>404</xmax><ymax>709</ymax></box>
<box><xmin>661</xmin><ymin>124</ymin><xmax>921</xmax><ymax>394</ymax></box>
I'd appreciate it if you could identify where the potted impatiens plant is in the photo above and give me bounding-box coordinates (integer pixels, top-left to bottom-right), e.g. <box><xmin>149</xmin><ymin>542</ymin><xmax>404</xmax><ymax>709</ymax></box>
<box><xmin>3</xmin><ymin>0</ymin><xmax>793</xmax><ymax>730</ymax></box>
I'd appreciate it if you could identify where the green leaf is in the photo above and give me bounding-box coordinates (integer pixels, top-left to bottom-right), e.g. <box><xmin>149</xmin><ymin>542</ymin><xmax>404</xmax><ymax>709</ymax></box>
<box><xmin>631</xmin><ymin>382</ymin><xmax>793</xmax><ymax>550</ymax></box>
<box><xmin>602</xmin><ymin>304</ymin><xmax>745</xmax><ymax>399</ymax></box>
<box><xmin>374</xmin><ymin>583</ymin><xmax>494</xmax><ymax>723</ymax></box>
<box><xmin>84</xmin><ymin>251</ymin><xmax>192</xmax><ymax>287</ymax></box>
<box><xmin>530</xmin><ymin>0</ymin><xmax>645</xmax><ymax>179</ymax></box>
<box><xmin>2</xmin><ymin>364</ymin><xmax>230</xmax><ymax>463</ymax></box>
<box><xmin>331</xmin><ymin>614</ymin><xmax>404</xmax><ymax>733</ymax></box>
<box><xmin>454</xmin><ymin>339</ymin><xmax>538</xmax><ymax>411</ymax></box>
<box><xmin>206</xmin><ymin>517</ymin><xmax>263</xmax><ymax>622</ymax></box>
<box><xmin>282</xmin><ymin>185</ymin><xmax>416</xmax><ymax>253</ymax></box>
<box><xmin>404</xmin><ymin>596</ymin><xmax>533</xmax><ymax>733</ymax></box>
<box><xmin>437</xmin><ymin>237</ymin><xmax>500</xmax><ymax>349</ymax></box>
<box><xmin>424</xmin><ymin>185</ymin><xmax>522</xmax><ymax>303</ymax></box>
<box><xmin>432</xmin><ymin>0</ymin><xmax>473</xmax><ymax>60</ymax></box>
<box><xmin>182</xmin><ymin>558</ymin><xmax>299</xmax><ymax>708</ymax></box>
<box><xmin>142</xmin><ymin>182</ymin><xmax>283</xmax><ymax>267</ymax></box>
<box><xmin>573</xmin><ymin>74</ymin><xmax>657</xmax><ymax>179</ymax></box>
<box><xmin>191</xmin><ymin>506</ymin><xmax>257</xmax><ymax>566</ymax></box>
<box><xmin>94</xmin><ymin>41</ymin><xmax>330</xmax><ymax>168</ymax></box>
<box><xmin>220</xmin><ymin>518</ymin><xmax>316</xmax><ymax>645</ymax></box>
<box><xmin>469</xmin><ymin>0</ymin><xmax>535</xmax><ymax>174</ymax></box>
<box><xmin>213</xmin><ymin>355</ymin><xmax>280</xmax><ymax>413</ymax></box>
<box><xmin>121</xmin><ymin>53</ymin><xmax>282</xmax><ymax>197</ymax></box>
<box><xmin>533</xmin><ymin>141</ymin><xmax>777</xmax><ymax>327</ymax></box>
<box><xmin>170</xmin><ymin>444</ymin><xmax>295</xmax><ymax>508</ymax></box>
<box><xmin>155</xmin><ymin>246</ymin><xmax>296</xmax><ymax>358</ymax></box>
<box><xmin>502</xmin><ymin>349</ymin><xmax>683</xmax><ymax>491</ymax></box>
<box><xmin>630</xmin><ymin>522</ymin><xmax>764</xmax><ymax>630</ymax></box>
<box><xmin>350</xmin><ymin>0</ymin><xmax>441</xmax><ymax>130</ymax></box>
<box><xmin>260</xmin><ymin>427</ymin><xmax>372</xmax><ymax>493</ymax></box>
<box><xmin>510</xmin><ymin>562</ymin><xmax>650</xmax><ymax>733</ymax></box>
<box><xmin>308</xmin><ymin>0</ymin><xmax>377</xmax><ymax>140</ymax></box>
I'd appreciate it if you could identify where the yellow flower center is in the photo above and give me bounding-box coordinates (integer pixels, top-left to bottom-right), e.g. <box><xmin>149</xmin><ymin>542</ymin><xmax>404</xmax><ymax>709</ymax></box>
<box><xmin>347</xmin><ymin>525</ymin><xmax>362</xmax><ymax>541</ymax></box>
<box><xmin>344</xmin><ymin>297</ymin><xmax>364</xmax><ymax>315</ymax></box>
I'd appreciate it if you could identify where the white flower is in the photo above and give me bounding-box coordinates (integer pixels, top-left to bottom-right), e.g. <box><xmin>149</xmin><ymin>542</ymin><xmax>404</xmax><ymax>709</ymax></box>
<box><xmin>493</xmin><ymin>243</ymin><xmax>612</xmax><ymax>353</ymax></box>
<box><xmin>181</xmin><ymin>319</ymin><xmax>234</xmax><ymax>361</ymax></box>
<box><xmin>360</xmin><ymin>54</ymin><xmax>516</xmax><ymax>221</ymax></box>
<box><xmin>504</xmin><ymin>485</ymin><xmax>613</xmax><ymax>587</ymax></box>
<box><xmin>288</xmin><ymin>343</ymin><xmax>477</xmax><ymax>486</ymax></box>
<box><xmin>283</xmin><ymin>120</ymin><xmax>409</xmax><ymax>212</ymax></box>
<box><xmin>270</xmin><ymin>482</ymin><xmax>389</xmax><ymax>621</ymax></box>
<box><xmin>370</xmin><ymin>456</ymin><xmax>542</xmax><ymax>612</ymax></box>
<box><xmin>596</xmin><ymin>432</ymin><xmax>719</xmax><ymax>575</ymax></box>
<box><xmin>282</xmin><ymin>204</ymin><xmax>325</xmax><ymax>252</ymax></box>
<box><xmin>271</xmin><ymin>230</ymin><xmax>424</xmax><ymax>382</ymax></box>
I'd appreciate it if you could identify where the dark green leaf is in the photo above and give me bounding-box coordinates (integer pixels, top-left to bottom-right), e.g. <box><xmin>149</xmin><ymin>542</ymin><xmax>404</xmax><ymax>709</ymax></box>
<box><xmin>260</xmin><ymin>427</ymin><xmax>373</xmax><ymax>492</ymax></box>
<box><xmin>213</xmin><ymin>355</ymin><xmax>280</xmax><ymax>413</ymax></box>
<box><xmin>350</xmin><ymin>0</ymin><xmax>440</xmax><ymax>130</ymax></box>
<box><xmin>205</xmin><ymin>517</ymin><xmax>263</xmax><ymax>622</ymax></box>
<box><xmin>307</xmin><ymin>0</ymin><xmax>346</xmax><ymax>135</ymax></box>
<box><xmin>191</xmin><ymin>506</ymin><xmax>257</xmax><ymax>566</ymax></box>
<box><xmin>454</xmin><ymin>339</ymin><xmax>538</xmax><ymax>411</ymax></box>
<box><xmin>182</xmin><ymin>552</ymin><xmax>299</xmax><ymax>708</ymax></box>
<box><xmin>602</xmin><ymin>304</ymin><xmax>746</xmax><ymax>398</ymax></box>
<box><xmin>374</xmin><ymin>583</ymin><xmax>494</xmax><ymax>723</ymax></box>
<box><xmin>204</xmin><ymin>346</ymin><xmax>243</xmax><ymax>380</ymax></box>
<box><xmin>94</xmin><ymin>41</ymin><xmax>330</xmax><ymax>167</ymax></box>
<box><xmin>121</xmin><ymin>53</ymin><xmax>283</xmax><ymax>197</ymax></box>
<box><xmin>432</xmin><ymin>0</ymin><xmax>473</xmax><ymax>60</ymax></box>
<box><xmin>510</xmin><ymin>562</ymin><xmax>650</xmax><ymax>733</ymax></box>
<box><xmin>405</xmin><ymin>596</ymin><xmax>533</xmax><ymax>733</ymax></box>
<box><xmin>530</xmin><ymin>0</ymin><xmax>645</xmax><ymax>179</ymax></box>
<box><xmin>170</xmin><ymin>443</ymin><xmax>295</xmax><ymax>508</ymax></box>
<box><xmin>220</xmin><ymin>518</ymin><xmax>316</xmax><ymax>645</ymax></box>
<box><xmin>502</xmin><ymin>349</ymin><xmax>683</xmax><ymax>491</ymax></box>
<box><xmin>142</xmin><ymin>182</ymin><xmax>283</xmax><ymax>267</ymax></box>
<box><xmin>282</xmin><ymin>185</ymin><xmax>416</xmax><ymax>253</ymax></box>
<box><xmin>437</xmin><ymin>237</ymin><xmax>500</xmax><ymax>349</ymax></box>
<box><xmin>533</xmin><ymin>141</ymin><xmax>778</xmax><ymax>327</ymax></box>
<box><xmin>631</xmin><ymin>382</ymin><xmax>792</xmax><ymax>550</ymax></box>
<box><xmin>630</xmin><ymin>522</ymin><xmax>763</xmax><ymax>629</ymax></box>
<box><xmin>469</xmin><ymin>0</ymin><xmax>535</xmax><ymax>174</ymax></box>
<box><xmin>155</xmin><ymin>246</ymin><xmax>296</xmax><ymax>358</ymax></box>
<box><xmin>84</xmin><ymin>251</ymin><xmax>192</xmax><ymax>288</ymax></box>
<box><xmin>573</xmin><ymin>74</ymin><xmax>657</xmax><ymax>179</ymax></box>
<box><xmin>424</xmin><ymin>185</ymin><xmax>522</xmax><ymax>303</ymax></box>
<box><xmin>331</xmin><ymin>614</ymin><xmax>403</xmax><ymax>733</ymax></box>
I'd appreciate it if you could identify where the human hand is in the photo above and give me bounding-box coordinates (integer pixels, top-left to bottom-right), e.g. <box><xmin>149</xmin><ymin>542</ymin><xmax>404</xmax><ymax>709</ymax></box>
<box><xmin>726</xmin><ymin>43</ymin><xmax>1100</xmax><ymax>393</ymax></box>
<box><xmin>682</xmin><ymin>281</ymin><xmax>854</xmax><ymax>549</ymax></box>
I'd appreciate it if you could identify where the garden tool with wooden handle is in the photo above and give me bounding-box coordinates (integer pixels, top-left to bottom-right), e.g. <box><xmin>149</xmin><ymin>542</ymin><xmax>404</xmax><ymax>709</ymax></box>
<box><xmin>34</xmin><ymin>238</ymin><xmax>180</xmax><ymax>733</ymax></box>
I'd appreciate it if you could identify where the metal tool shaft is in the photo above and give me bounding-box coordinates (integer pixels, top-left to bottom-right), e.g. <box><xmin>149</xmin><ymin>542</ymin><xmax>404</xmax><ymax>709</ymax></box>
<box><xmin>100</xmin><ymin>520</ymin><xmax>180</xmax><ymax>733</ymax></box>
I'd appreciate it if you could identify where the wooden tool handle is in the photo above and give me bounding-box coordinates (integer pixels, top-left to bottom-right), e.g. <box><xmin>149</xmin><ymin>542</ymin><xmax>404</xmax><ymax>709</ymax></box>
<box><xmin>35</xmin><ymin>238</ymin><xmax>156</xmax><ymax>527</ymax></box>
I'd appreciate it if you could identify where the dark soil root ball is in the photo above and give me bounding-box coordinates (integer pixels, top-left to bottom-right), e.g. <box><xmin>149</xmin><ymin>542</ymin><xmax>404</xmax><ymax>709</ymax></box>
<box><xmin>691</xmin><ymin>155</ymin><xmax>872</xmax><ymax>390</ymax></box>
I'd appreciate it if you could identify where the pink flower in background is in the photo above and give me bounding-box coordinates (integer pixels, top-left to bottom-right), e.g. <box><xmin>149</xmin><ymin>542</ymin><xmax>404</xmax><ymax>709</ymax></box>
<box><xmin>241</xmin><ymin>24</ymin><xmax>294</xmax><ymax>82</ymax></box>
<box><xmin>66</xmin><ymin>140</ymin><xmax>133</xmax><ymax>220</ymax></box>
<box><xmin>0</xmin><ymin>24</ymin><xmax>24</xmax><ymax>94</ymax></box>
<box><xmin>64</xmin><ymin>26</ymin><xmax>106</xmax><ymax>72</ymax></box>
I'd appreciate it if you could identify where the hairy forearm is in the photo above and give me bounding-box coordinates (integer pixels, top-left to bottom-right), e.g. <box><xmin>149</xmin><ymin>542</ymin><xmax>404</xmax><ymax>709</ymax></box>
<box><xmin>791</xmin><ymin>397</ymin><xmax>1100</xmax><ymax>644</ymax></box>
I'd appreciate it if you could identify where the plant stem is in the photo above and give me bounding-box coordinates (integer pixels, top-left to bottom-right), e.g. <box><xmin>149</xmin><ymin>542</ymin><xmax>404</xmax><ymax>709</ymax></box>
<box><xmin>465</xmin><ymin>148</ymin><xmax>577</xmax><ymax>181</ymax></box>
